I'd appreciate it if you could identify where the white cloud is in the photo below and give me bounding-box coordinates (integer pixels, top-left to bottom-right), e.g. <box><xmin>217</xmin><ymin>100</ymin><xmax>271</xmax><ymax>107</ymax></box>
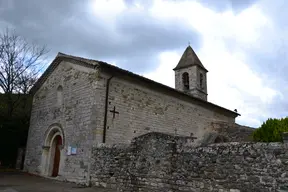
<box><xmin>143</xmin><ymin>51</ymin><xmax>178</xmax><ymax>87</ymax></box>
<box><xmin>85</xmin><ymin>0</ymin><xmax>281</xmax><ymax>128</ymax></box>
<box><xmin>89</xmin><ymin>0</ymin><xmax>126</xmax><ymax>20</ymax></box>
<box><xmin>143</xmin><ymin>0</ymin><xmax>279</xmax><ymax>127</ymax></box>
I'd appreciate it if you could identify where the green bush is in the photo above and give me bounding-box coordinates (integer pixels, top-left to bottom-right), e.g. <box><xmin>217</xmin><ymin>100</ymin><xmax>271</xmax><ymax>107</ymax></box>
<box><xmin>253</xmin><ymin>117</ymin><xmax>288</xmax><ymax>142</ymax></box>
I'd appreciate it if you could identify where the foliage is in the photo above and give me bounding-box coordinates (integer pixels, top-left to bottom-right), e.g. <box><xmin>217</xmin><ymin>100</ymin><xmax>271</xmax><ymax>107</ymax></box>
<box><xmin>0</xmin><ymin>94</ymin><xmax>32</xmax><ymax>118</ymax></box>
<box><xmin>0</xmin><ymin>27</ymin><xmax>48</xmax><ymax>117</ymax></box>
<box><xmin>253</xmin><ymin>117</ymin><xmax>288</xmax><ymax>142</ymax></box>
<box><xmin>0</xmin><ymin>93</ymin><xmax>32</xmax><ymax>167</ymax></box>
<box><xmin>0</xmin><ymin>27</ymin><xmax>44</xmax><ymax>167</ymax></box>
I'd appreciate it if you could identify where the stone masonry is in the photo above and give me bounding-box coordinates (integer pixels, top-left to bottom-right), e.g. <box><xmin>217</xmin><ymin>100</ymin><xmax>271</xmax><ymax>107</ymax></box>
<box><xmin>91</xmin><ymin>132</ymin><xmax>288</xmax><ymax>192</ymax></box>
<box><xmin>24</xmin><ymin>61</ymin><xmax>99</xmax><ymax>183</ymax></box>
<box><xmin>174</xmin><ymin>66</ymin><xmax>208</xmax><ymax>101</ymax></box>
<box><xmin>99</xmin><ymin>75</ymin><xmax>235</xmax><ymax>145</ymax></box>
<box><xmin>24</xmin><ymin>49</ymin><xmax>241</xmax><ymax>185</ymax></box>
<box><xmin>201</xmin><ymin>121</ymin><xmax>255</xmax><ymax>146</ymax></box>
<box><xmin>174</xmin><ymin>46</ymin><xmax>208</xmax><ymax>101</ymax></box>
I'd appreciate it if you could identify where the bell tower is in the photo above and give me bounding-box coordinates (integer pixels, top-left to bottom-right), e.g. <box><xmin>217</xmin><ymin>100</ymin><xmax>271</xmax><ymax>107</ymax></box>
<box><xmin>173</xmin><ymin>45</ymin><xmax>208</xmax><ymax>101</ymax></box>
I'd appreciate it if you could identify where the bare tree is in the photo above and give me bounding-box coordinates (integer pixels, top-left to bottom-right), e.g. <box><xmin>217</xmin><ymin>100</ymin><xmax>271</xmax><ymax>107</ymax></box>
<box><xmin>0</xmin><ymin>28</ymin><xmax>48</xmax><ymax>117</ymax></box>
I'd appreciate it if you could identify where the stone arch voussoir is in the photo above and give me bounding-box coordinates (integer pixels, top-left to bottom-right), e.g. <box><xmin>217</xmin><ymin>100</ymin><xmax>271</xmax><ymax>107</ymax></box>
<box><xmin>43</xmin><ymin>123</ymin><xmax>65</xmax><ymax>148</ymax></box>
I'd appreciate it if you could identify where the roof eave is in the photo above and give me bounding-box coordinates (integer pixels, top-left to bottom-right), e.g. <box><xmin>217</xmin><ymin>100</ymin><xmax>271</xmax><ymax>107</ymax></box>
<box><xmin>30</xmin><ymin>52</ymin><xmax>239</xmax><ymax>118</ymax></box>
<box><xmin>29</xmin><ymin>56</ymin><xmax>62</xmax><ymax>95</ymax></box>
<box><xmin>173</xmin><ymin>64</ymin><xmax>209</xmax><ymax>72</ymax></box>
<box><xmin>100</xmin><ymin>63</ymin><xmax>238</xmax><ymax>117</ymax></box>
<box><xmin>29</xmin><ymin>52</ymin><xmax>99</xmax><ymax>95</ymax></box>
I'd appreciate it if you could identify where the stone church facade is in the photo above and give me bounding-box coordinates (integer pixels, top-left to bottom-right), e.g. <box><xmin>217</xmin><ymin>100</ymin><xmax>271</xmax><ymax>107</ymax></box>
<box><xmin>24</xmin><ymin>46</ymin><xmax>240</xmax><ymax>183</ymax></box>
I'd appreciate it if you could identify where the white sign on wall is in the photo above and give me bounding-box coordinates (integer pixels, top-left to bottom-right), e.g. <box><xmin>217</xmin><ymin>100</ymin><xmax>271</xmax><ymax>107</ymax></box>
<box><xmin>67</xmin><ymin>146</ymin><xmax>71</xmax><ymax>155</ymax></box>
<box><xmin>71</xmin><ymin>147</ymin><xmax>77</xmax><ymax>155</ymax></box>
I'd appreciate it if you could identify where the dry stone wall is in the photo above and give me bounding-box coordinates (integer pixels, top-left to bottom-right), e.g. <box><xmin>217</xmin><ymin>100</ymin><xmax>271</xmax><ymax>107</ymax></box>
<box><xmin>90</xmin><ymin>132</ymin><xmax>288</xmax><ymax>192</ymax></box>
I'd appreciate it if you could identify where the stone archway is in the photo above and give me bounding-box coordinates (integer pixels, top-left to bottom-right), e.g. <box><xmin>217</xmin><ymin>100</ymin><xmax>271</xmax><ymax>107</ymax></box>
<box><xmin>40</xmin><ymin>124</ymin><xmax>65</xmax><ymax>177</ymax></box>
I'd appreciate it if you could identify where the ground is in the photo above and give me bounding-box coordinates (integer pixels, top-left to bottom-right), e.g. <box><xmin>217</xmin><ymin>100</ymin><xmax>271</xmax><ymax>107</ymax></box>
<box><xmin>0</xmin><ymin>172</ymin><xmax>114</xmax><ymax>192</ymax></box>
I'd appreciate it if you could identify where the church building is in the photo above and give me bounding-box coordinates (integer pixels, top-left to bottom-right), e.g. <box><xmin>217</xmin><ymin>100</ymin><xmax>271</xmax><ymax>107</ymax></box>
<box><xmin>24</xmin><ymin>45</ymin><xmax>239</xmax><ymax>183</ymax></box>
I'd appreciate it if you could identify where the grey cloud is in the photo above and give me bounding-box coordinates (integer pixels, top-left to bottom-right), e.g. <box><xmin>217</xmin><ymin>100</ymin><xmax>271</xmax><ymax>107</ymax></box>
<box><xmin>245</xmin><ymin>0</ymin><xmax>288</xmax><ymax>118</ymax></box>
<box><xmin>224</xmin><ymin>0</ymin><xmax>288</xmax><ymax>125</ymax></box>
<box><xmin>115</xmin><ymin>12</ymin><xmax>198</xmax><ymax>71</ymax></box>
<box><xmin>197</xmin><ymin>0</ymin><xmax>259</xmax><ymax>13</ymax></box>
<box><xmin>0</xmin><ymin>0</ymin><xmax>201</xmax><ymax>73</ymax></box>
<box><xmin>123</xmin><ymin>0</ymin><xmax>154</xmax><ymax>8</ymax></box>
<box><xmin>234</xmin><ymin>50</ymin><xmax>288</xmax><ymax>125</ymax></box>
<box><xmin>123</xmin><ymin>0</ymin><xmax>259</xmax><ymax>13</ymax></box>
<box><xmin>222</xmin><ymin>0</ymin><xmax>288</xmax><ymax>81</ymax></box>
<box><xmin>249</xmin><ymin>0</ymin><xmax>288</xmax><ymax>79</ymax></box>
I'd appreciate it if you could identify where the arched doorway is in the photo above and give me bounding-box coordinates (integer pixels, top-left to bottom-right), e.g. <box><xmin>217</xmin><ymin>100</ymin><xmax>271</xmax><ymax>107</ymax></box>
<box><xmin>41</xmin><ymin>124</ymin><xmax>65</xmax><ymax>177</ymax></box>
<box><xmin>51</xmin><ymin>135</ymin><xmax>62</xmax><ymax>177</ymax></box>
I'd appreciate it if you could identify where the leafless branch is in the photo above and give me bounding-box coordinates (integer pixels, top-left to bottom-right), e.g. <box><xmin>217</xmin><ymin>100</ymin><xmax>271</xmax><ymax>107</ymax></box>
<box><xmin>0</xmin><ymin>27</ymin><xmax>49</xmax><ymax>116</ymax></box>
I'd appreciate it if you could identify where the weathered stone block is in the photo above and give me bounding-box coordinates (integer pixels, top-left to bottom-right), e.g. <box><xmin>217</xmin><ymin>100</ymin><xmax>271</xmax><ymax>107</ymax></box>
<box><xmin>90</xmin><ymin>132</ymin><xmax>288</xmax><ymax>192</ymax></box>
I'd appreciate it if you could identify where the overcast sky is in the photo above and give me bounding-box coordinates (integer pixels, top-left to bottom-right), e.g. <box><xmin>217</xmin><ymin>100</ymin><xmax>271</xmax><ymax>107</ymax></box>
<box><xmin>1</xmin><ymin>0</ymin><xmax>287</xmax><ymax>128</ymax></box>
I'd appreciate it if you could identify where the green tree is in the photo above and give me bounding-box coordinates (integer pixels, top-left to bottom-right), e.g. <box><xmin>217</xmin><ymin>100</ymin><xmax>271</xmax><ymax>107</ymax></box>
<box><xmin>253</xmin><ymin>117</ymin><xmax>288</xmax><ymax>142</ymax></box>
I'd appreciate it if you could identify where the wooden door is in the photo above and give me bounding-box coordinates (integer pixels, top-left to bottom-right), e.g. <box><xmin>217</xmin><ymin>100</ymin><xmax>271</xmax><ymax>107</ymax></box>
<box><xmin>52</xmin><ymin>135</ymin><xmax>62</xmax><ymax>177</ymax></box>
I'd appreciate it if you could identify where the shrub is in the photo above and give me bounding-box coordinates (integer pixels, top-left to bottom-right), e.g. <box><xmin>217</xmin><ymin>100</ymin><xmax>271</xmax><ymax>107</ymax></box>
<box><xmin>253</xmin><ymin>117</ymin><xmax>288</xmax><ymax>142</ymax></box>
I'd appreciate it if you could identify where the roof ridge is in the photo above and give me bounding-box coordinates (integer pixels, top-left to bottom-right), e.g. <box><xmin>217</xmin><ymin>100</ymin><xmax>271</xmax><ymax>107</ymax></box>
<box><xmin>30</xmin><ymin>52</ymin><xmax>239</xmax><ymax>117</ymax></box>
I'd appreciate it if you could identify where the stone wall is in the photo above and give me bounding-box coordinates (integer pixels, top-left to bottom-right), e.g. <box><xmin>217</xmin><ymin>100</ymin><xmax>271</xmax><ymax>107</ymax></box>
<box><xmin>15</xmin><ymin>147</ymin><xmax>25</xmax><ymax>170</ymax></box>
<box><xmin>201</xmin><ymin>121</ymin><xmax>255</xmax><ymax>145</ymax></box>
<box><xmin>97</xmin><ymin>75</ymin><xmax>236</xmax><ymax>145</ymax></box>
<box><xmin>90</xmin><ymin>132</ymin><xmax>288</xmax><ymax>192</ymax></box>
<box><xmin>24</xmin><ymin>57</ymin><xmax>242</xmax><ymax>185</ymax></box>
<box><xmin>174</xmin><ymin>65</ymin><xmax>207</xmax><ymax>101</ymax></box>
<box><xmin>24</xmin><ymin>61</ymin><xmax>100</xmax><ymax>183</ymax></box>
<box><xmin>212</xmin><ymin>122</ymin><xmax>255</xmax><ymax>142</ymax></box>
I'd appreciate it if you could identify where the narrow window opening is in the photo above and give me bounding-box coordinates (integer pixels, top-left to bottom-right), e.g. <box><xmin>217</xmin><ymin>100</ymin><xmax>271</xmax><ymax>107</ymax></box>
<box><xmin>200</xmin><ymin>73</ymin><xmax>204</xmax><ymax>88</ymax></box>
<box><xmin>182</xmin><ymin>72</ymin><xmax>189</xmax><ymax>90</ymax></box>
<box><xmin>57</xmin><ymin>85</ymin><xmax>63</xmax><ymax>106</ymax></box>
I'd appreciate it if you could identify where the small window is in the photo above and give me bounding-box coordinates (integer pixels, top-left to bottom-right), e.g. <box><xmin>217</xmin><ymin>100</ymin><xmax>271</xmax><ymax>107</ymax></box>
<box><xmin>57</xmin><ymin>85</ymin><xmax>63</xmax><ymax>106</ymax></box>
<box><xmin>182</xmin><ymin>72</ymin><xmax>189</xmax><ymax>90</ymax></box>
<box><xmin>200</xmin><ymin>73</ymin><xmax>204</xmax><ymax>88</ymax></box>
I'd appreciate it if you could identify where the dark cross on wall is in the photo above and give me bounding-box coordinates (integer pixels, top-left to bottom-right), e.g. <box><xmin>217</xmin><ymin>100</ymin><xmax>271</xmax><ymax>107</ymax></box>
<box><xmin>109</xmin><ymin>106</ymin><xmax>119</xmax><ymax>119</ymax></box>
